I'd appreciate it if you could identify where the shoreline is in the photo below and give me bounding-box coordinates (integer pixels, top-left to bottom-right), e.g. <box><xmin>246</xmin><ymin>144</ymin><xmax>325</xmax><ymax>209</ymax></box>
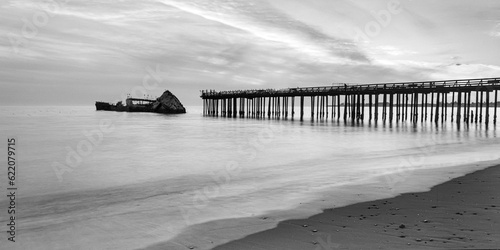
<box><xmin>140</xmin><ymin>160</ymin><xmax>500</xmax><ymax>250</ymax></box>
<box><xmin>214</xmin><ymin>164</ymin><xmax>500</xmax><ymax>249</ymax></box>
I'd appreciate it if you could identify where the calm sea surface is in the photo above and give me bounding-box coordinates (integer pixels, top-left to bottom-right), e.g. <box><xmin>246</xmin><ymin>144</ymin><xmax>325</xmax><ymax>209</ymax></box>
<box><xmin>0</xmin><ymin>106</ymin><xmax>499</xmax><ymax>249</ymax></box>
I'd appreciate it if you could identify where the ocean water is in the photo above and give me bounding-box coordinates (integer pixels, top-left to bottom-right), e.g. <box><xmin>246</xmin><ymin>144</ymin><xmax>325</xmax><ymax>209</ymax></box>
<box><xmin>0</xmin><ymin>106</ymin><xmax>499</xmax><ymax>249</ymax></box>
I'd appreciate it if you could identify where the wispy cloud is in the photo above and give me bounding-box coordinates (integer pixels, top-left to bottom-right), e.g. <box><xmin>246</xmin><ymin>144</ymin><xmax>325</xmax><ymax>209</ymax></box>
<box><xmin>0</xmin><ymin>0</ymin><xmax>499</xmax><ymax>105</ymax></box>
<box><xmin>159</xmin><ymin>0</ymin><xmax>369</xmax><ymax>64</ymax></box>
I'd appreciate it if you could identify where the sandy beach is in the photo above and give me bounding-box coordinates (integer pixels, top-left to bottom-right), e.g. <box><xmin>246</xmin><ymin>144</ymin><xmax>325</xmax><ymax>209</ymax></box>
<box><xmin>215</xmin><ymin>165</ymin><xmax>500</xmax><ymax>249</ymax></box>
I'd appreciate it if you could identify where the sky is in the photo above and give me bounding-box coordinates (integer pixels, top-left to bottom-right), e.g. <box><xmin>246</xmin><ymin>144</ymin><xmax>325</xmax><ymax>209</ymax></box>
<box><xmin>1</xmin><ymin>0</ymin><xmax>499</xmax><ymax>106</ymax></box>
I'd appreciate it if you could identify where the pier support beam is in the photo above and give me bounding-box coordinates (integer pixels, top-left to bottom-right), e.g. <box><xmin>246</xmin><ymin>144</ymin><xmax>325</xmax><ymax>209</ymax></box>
<box><xmin>466</xmin><ymin>92</ymin><xmax>471</xmax><ymax>123</ymax></box>
<box><xmin>444</xmin><ymin>93</ymin><xmax>448</xmax><ymax>122</ymax></box>
<box><xmin>369</xmin><ymin>94</ymin><xmax>373</xmax><ymax>121</ymax></box>
<box><xmin>424</xmin><ymin>94</ymin><xmax>428</xmax><ymax>121</ymax></box>
<box><xmin>382</xmin><ymin>93</ymin><xmax>387</xmax><ymax>122</ymax></box>
<box><xmin>332</xmin><ymin>95</ymin><xmax>336</xmax><ymax>120</ymax></box>
<box><xmin>475</xmin><ymin>91</ymin><xmax>479</xmax><ymax>123</ymax></box>
<box><xmin>344</xmin><ymin>95</ymin><xmax>348</xmax><ymax>121</ymax></box>
<box><xmin>389</xmin><ymin>93</ymin><xmax>394</xmax><ymax>122</ymax></box>
<box><xmin>300</xmin><ymin>96</ymin><xmax>304</xmax><ymax>121</ymax></box>
<box><xmin>351</xmin><ymin>95</ymin><xmax>356</xmax><ymax>122</ymax></box>
<box><xmin>396</xmin><ymin>93</ymin><xmax>400</xmax><ymax>121</ymax></box>
<box><xmin>420</xmin><ymin>93</ymin><xmax>425</xmax><ymax>123</ymax></box>
<box><xmin>356</xmin><ymin>94</ymin><xmax>361</xmax><ymax>122</ymax></box>
<box><xmin>486</xmin><ymin>91</ymin><xmax>490</xmax><ymax>125</ymax></box>
<box><xmin>495</xmin><ymin>90</ymin><xmax>498</xmax><ymax>124</ymax></box>
<box><xmin>268</xmin><ymin>97</ymin><xmax>271</xmax><ymax>118</ymax></box>
<box><xmin>311</xmin><ymin>96</ymin><xmax>315</xmax><ymax>119</ymax></box>
<box><xmin>414</xmin><ymin>93</ymin><xmax>419</xmax><ymax>123</ymax></box>
<box><xmin>337</xmin><ymin>95</ymin><xmax>341</xmax><ymax>120</ymax></box>
<box><xmin>451</xmin><ymin>92</ymin><xmax>455</xmax><ymax>122</ymax></box>
<box><xmin>410</xmin><ymin>93</ymin><xmax>414</xmax><ymax>122</ymax></box>
<box><xmin>430</xmin><ymin>93</ymin><xmax>434</xmax><ymax>121</ymax></box>
<box><xmin>480</xmin><ymin>91</ymin><xmax>484</xmax><ymax>123</ymax></box>
<box><xmin>233</xmin><ymin>98</ymin><xmax>237</xmax><ymax>118</ymax></box>
<box><xmin>404</xmin><ymin>94</ymin><xmax>409</xmax><ymax>121</ymax></box>
<box><xmin>361</xmin><ymin>94</ymin><xmax>365</xmax><ymax>121</ymax></box>
<box><xmin>325</xmin><ymin>95</ymin><xmax>328</xmax><ymax>119</ymax></box>
<box><xmin>435</xmin><ymin>92</ymin><xmax>440</xmax><ymax>123</ymax></box>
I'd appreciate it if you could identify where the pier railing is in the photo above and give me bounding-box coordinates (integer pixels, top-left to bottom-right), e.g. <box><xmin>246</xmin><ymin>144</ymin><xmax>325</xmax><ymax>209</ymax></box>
<box><xmin>201</xmin><ymin>77</ymin><xmax>500</xmax><ymax>98</ymax></box>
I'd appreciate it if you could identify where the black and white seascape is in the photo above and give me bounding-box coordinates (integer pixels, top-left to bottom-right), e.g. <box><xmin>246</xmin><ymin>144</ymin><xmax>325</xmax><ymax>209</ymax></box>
<box><xmin>1</xmin><ymin>1</ymin><xmax>500</xmax><ymax>249</ymax></box>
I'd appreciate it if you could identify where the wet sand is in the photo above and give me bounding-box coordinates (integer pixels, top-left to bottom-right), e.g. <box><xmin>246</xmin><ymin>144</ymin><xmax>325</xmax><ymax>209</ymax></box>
<box><xmin>214</xmin><ymin>165</ymin><xmax>500</xmax><ymax>249</ymax></box>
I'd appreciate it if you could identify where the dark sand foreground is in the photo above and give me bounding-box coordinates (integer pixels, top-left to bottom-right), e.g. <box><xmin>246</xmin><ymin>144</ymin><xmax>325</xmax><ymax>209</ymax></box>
<box><xmin>215</xmin><ymin>166</ymin><xmax>500</xmax><ymax>249</ymax></box>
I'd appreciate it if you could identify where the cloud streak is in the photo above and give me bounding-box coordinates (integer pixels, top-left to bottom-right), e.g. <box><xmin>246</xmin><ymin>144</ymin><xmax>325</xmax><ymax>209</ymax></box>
<box><xmin>159</xmin><ymin>0</ymin><xmax>369</xmax><ymax>64</ymax></box>
<box><xmin>0</xmin><ymin>0</ymin><xmax>499</xmax><ymax>105</ymax></box>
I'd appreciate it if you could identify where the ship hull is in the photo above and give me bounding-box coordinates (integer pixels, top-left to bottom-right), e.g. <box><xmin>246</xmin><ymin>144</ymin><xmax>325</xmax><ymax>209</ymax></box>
<box><xmin>95</xmin><ymin>102</ymin><xmax>186</xmax><ymax>114</ymax></box>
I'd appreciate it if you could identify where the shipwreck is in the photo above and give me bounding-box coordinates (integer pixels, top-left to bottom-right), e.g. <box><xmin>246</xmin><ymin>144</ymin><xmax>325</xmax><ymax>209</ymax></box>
<box><xmin>96</xmin><ymin>90</ymin><xmax>186</xmax><ymax>114</ymax></box>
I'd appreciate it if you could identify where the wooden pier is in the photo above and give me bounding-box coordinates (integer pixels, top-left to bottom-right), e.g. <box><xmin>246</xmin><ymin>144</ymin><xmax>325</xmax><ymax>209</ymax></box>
<box><xmin>201</xmin><ymin>77</ymin><xmax>500</xmax><ymax>125</ymax></box>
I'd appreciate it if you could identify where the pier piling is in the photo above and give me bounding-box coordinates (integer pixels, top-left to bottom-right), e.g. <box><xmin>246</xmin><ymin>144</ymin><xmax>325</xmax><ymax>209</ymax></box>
<box><xmin>201</xmin><ymin>78</ymin><xmax>500</xmax><ymax>127</ymax></box>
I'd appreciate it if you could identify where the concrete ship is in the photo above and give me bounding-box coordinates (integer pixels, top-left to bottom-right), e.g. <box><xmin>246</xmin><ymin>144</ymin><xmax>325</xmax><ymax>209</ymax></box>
<box><xmin>95</xmin><ymin>90</ymin><xmax>186</xmax><ymax>114</ymax></box>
